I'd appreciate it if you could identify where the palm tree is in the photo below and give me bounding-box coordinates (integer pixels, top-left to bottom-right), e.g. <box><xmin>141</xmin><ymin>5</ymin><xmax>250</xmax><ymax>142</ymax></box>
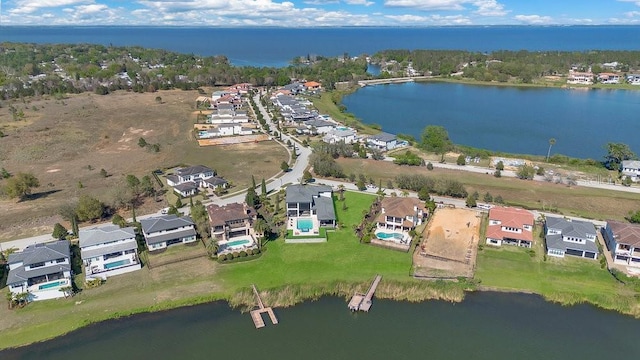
<box><xmin>337</xmin><ymin>184</ymin><xmax>345</xmax><ymax>201</ymax></box>
<box><xmin>253</xmin><ymin>218</ymin><xmax>270</xmax><ymax>249</ymax></box>
<box><xmin>546</xmin><ymin>138</ymin><xmax>556</xmax><ymax>162</ymax></box>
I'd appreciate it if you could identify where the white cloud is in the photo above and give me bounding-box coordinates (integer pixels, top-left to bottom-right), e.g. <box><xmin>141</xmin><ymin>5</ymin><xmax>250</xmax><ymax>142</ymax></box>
<box><xmin>384</xmin><ymin>0</ymin><xmax>507</xmax><ymax>15</ymax></box>
<box><xmin>473</xmin><ymin>0</ymin><xmax>507</xmax><ymax>17</ymax></box>
<box><xmin>618</xmin><ymin>0</ymin><xmax>640</xmax><ymax>6</ymax></box>
<box><xmin>9</xmin><ymin>0</ymin><xmax>93</xmax><ymax>14</ymax></box>
<box><xmin>345</xmin><ymin>0</ymin><xmax>374</xmax><ymax>6</ymax></box>
<box><xmin>514</xmin><ymin>14</ymin><xmax>553</xmax><ymax>24</ymax></box>
<box><xmin>625</xmin><ymin>11</ymin><xmax>640</xmax><ymax>17</ymax></box>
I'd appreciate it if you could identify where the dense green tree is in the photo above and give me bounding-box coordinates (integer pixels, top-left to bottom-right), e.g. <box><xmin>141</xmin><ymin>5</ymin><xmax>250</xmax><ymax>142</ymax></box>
<box><xmin>456</xmin><ymin>154</ymin><xmax>466</xmax><ymax>166</ymax></box>
<box><xmin>420</xmin><ymin>125</ymin><xmax>452</xmax><ymax>161</ymax></box>
<box><xmin>52</xmin><ymin>223</ymin><xmax>68</xmax><ymax>240</ymax></box>
<box><xmin>605</xmin><ymin>142</ymin><xmax>636</xmax><ymax>170</ymax></box>
<box><xmin>495</xmin><ymin>161</ymin><xmax>504</xmax><ymax>171</ymax></box>
<box><xmin>628</xmin><ymin>210</ymin><xmax>640</xmax><ymax>224</ymax></box>
<box><xmin>302</xmin><ymin>170</ymin><xmax>313</xmax><ymax>183</ymax></box>
<box><xmin>245</xmin><ymin>187</ymin><xmax>258</xmax><ymax>207</ymax></box>
<box><xmin>112</xmin><ymin>214</ymin><xmax>126</xmax><ymax>227</ymax></box>
<box><xmin>516</xmin><ymin>165</ymin><xmax>536</xmax><ymax>180</ymax></box>
<box><xmin>75</xmin><ymin>195</ymin><xmax>105</xmax><ymax>222</ymax></box>
<box><xmin>3</xmin><ymin>172</ymin><xmax>40</xmax><ymax>201</ymax></box>
<box><xmin>280</xmin><ymin>161</ymin><xmax>289</xmax><ymax>172</ymax></box>
<box><xmin>466</xmin><ymin>194</ymin><xmax>477</xmax><ymax>208</ymax></box>
<box><xmin>356</xmin><ymin>180</ymin><xmax>367</xmax><ymax>191</ymax></box>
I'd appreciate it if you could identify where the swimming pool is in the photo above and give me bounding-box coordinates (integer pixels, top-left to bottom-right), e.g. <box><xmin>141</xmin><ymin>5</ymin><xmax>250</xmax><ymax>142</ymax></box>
<box><xmin>375</xmin><ymin>232</ymin><xmax>404</xmax><ymax>241</ymax></box>
<box><xmin>297</xmin><ymin>218</ymin><xmax>314</xmax><ymax>232</ymax></box>
<box><xmin>38</xmin><ymin>280</ymin><xmax>64</xmax><ymax>290</ymax></box>
<box><xmin>224</xmin><ymin>239</ymin><xmax>251</xmax><ymax>249</ymax></box>
<box><xmin>105</xmin><ymin>259</ymin><xmax>131</xmax><ymax>269</ymax></box>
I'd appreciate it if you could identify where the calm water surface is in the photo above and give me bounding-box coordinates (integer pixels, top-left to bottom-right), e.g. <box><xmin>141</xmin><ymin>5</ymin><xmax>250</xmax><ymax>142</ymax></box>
<box><xmin>2</xmin><ymin>293</ymin><xmax>639</xmax><ymax>360</ymax></box>
<box><xmin>343</xmin><ymin>82</ymin><xmax>640</xmax><ymax>159</ymax></box>
<box><xmin>3</xmin><ymin>26</ymin><xmax>640</xmax><ymax>66</ymax></box>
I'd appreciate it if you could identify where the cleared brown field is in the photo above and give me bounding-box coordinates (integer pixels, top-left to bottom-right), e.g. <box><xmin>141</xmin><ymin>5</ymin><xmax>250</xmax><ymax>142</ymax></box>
<box><xmin>414</xmin><ymin>207</ymin><xmax>481</xmax><ymax>278</ymax></box>
<box><xmin>0</xmin><ymin>90</ymin><xmax>287</xmax><ymax>241</ymax></box>
<box><xmin>335</xmin><ymin>157</ymin><xmax>640</xmax><ymax>221</ymax></box>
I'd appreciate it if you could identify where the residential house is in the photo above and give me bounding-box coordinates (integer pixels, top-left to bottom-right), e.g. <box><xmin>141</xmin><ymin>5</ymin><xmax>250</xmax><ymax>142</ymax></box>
<box><xmin>211</xmin><ymin>90</ymin><xmax>231</xmax><ymax>102</ymax></box>
<box><xmin>226</xmin><ymin>83</ymin><xmax>252</xmax><ymax>95</ymax></box>
<box><xmin>203</xmin><ymin>176</ymin><xmax>229</xmax><ymax>192</ymax></box>
<box><xmin>140</xmin><ymin>215</ymin><xmax>198</xmax><ymax>251</ymax></box>
<box><xmin>302</xmin><ymin>119</ymin><xmax>335</xmax><ymax>134</ymax></box>
<box><xmin>304</xmin><ymin>81</ymin><xmax>322</xmax><ymax>91</ymax></box>
<box><xmin>627</xmin><ymin>74</ymin><xmax>640</xmax><ymax>85</ymax></box>
<box><xmin>602</xmin><ymin>220</ymin><xmax>640</xmax><ymax>267</ymax></box>
<box><xmin>80</xmin><ymin>225</ymin><xmax>141</xmax><ymax>279</ymax></box>
<box><xmin>6</xmin><ymin>240</ymin><xmax>72</xmax><ymax>301</ymax></box>
<box><xmin>286</xmin><ymin>184</ymin><xmax>336</xmax><ymax>227</ymax></box>
<box><xmin>366</xmin><ymin>132</ymin><xmax>398</xmax><ymax>151</ymax></box>
<box><xmin>282</xmin><ymin>82</ymin><xmax>305</xmax><ymax>95</ymax></box>
<box><xmin>567</xmin><ymin>71</ymin><xmax>594</xmax><ymax>85</ymax></box>
<box><xmin>207</xmin><ymin>203</ymin><xmax>256</xmax><ymax>241</ymax></box>
<box><xmin>376</xmin><ymin>197</ymin><xmax>427</xmax><ymax>232</ymax></box>
<box><xmin>206</xmin><ymin>123</ymin><xmax>253</xmax><ymax>137</ymax></box>
<box><xmin>544</xmin><ymin>217</ymin><xmax>598</xmax><ymax>259</ymax></box>
<box><xmin>323</xmin><ymin>128</ymin><xmax>357</xmax><ymax>144</ymax></box>
<box><xmin>166</xmin><ymin>165</ymin><xmax>215</xmax><ymax>197</ymax></box>
<box><xmin>485</xmin><ymin>206</ymin><xmax>534</xmax><ymax>248</ymax></box>
<box><xmin>597</xmin><ymin>72</ymin><xmax>621</xmax><ymax>84</ymax></box>
<box><xmin>621</xmin><ymin>160</ymin><xmax>640</xmax><ymax>182</ymax></box>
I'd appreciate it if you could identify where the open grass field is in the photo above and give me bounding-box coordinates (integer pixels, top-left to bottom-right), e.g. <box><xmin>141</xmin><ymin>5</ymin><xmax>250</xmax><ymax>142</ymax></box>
<box><xmin>335</xmin><ymin>157</ymin><xmax>640</xmax><ymax>221</ymax></box>
<box><xmin>414</xmin><ymin>207</ymin><xmax>481</xmax><ymax>278</ymax></box>
<box><xmin>475</xmin><ymin>237</ymin><xmax>640</xmax><ymax>315</ymax></box>
<box><xmin>0</xmin><ymin>90</ymin><xmax>287</xmax><ymax>241</ymax></box>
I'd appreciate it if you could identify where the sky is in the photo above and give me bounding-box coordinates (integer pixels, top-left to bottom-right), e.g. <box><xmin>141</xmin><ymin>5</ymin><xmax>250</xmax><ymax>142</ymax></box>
<box><xmin>2</xmin><ymin>0</ymin><xmax>640</xmax><ymax>26</ymax></box>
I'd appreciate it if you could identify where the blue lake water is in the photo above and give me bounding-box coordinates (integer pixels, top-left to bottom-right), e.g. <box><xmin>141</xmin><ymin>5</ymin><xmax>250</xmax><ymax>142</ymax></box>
<box><xmin>3</xmin><ymin>26</ymin><xmax>640</xmax><ymax>67</ymax></box>
<box><xmin>3</xmin><ymin>293</ymin><xmax>640</xmax><ymax>359</ymax></box>
<box><xmin>343</xmin><ymin>82</ymin><xmax>640</xmax><ymax>159</ymax></box>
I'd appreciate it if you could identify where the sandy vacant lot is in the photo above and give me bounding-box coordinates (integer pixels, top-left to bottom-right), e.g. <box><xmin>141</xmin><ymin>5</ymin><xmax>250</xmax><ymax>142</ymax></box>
<box><xmin>414</xmin><ymin>207</ymin><xmax>482</xmax><ymax>279</ymax></box>
<box><xmin>0</xmin><ymin>90</ymin><xmax>287</xmax><ymax>241</ymax></box>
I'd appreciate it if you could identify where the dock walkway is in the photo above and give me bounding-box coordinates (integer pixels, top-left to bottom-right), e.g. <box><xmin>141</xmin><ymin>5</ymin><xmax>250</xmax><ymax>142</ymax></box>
<box><xmin>249</xmin><ymin>284</ymin><xmax>279</xmax><ymax>329</ymax></box>
<box><xmin>348</xmin><ymin>275</ymin><xmax>382</xmax><ymax>312</ymax></box>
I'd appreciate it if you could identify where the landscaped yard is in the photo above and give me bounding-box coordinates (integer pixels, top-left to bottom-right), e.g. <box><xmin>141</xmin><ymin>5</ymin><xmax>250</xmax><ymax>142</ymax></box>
<box><xmin>217</xmin><ymin>191</ymin><xmax>413</xmax><ymax>291</ymax></box>
<box><xmin>475</xmin><ymin>238</ymin><xmax>636</xmax><ymax>313</ymax></box>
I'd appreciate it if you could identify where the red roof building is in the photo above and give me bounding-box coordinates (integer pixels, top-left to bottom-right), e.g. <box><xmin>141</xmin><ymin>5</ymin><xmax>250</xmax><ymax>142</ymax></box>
<box><xmin>486</xmin><ymin>206</ymin><xmax>534</xmax><ymax>248</ymax></box>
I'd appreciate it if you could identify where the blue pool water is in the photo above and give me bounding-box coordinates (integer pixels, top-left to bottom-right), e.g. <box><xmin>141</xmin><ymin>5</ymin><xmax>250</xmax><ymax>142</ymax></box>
<box><xmin>38</xmin><ymin>281</ymin><xmax>63</xmax><ymax>290</ymax></box>
<box><xmin>297</xmin><ymin>219</ymin><xmax>313</xmax><ymax>232</ymax></box>
<box><xmin>225</xmin><ymin>239</ymin><xmax>251</xmax><ymax>248</ymax></box>
<box><xmin>104</xmin><ymin>259</ymin><xmax>131</xmax><ymax>269</ymax></box>
<box><xmin>376</xmin><ymin>232</ymin><xmax>404</xmax><ymax>240</ymax></box>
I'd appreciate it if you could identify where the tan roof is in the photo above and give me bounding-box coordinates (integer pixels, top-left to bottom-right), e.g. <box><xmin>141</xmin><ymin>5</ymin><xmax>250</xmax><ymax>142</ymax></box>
<box><xmin>207</xmin><ymin>203</ymin><xmax>255</xmax><ymax>227</ymax></box>
<box><xmin>607</xmin><ymin>220</ymin><xmax>640</xmax><ymax>247</ymax></box>
<box><xmin>305</xmin><ymin>81</ymin><xmax>321</xmax><ymax>88</ymax></box>
<box><xmin>377</xmin><ymin>197</ymin><xmax>426</xmax><ymax>223</ymax></box>
<box><xmin>487</xmin><ymin>206</ymin><xmax>534</xmax><ymax>242</ymax></box>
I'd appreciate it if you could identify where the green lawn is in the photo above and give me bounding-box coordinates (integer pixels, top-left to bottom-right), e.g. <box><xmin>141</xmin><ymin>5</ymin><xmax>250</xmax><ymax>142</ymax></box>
<box><xmin>475</xmin><ymin>241</ymin><xmax>637</xmax><ymax>312</ymax></box>
<box><xmin>217</xmin><ymin>192</ymin><xmax>413</xmax><ymax>292</ymax></box>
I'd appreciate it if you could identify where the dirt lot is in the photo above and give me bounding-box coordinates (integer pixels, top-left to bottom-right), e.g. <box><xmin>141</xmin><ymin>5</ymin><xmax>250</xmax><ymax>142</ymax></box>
<box><xmin>413</xmin><ymin>207</ymin><xmax>482</xmax><ymax>279</ymax></box>
<box><xmin>0</xmin><ymin>90</ymin><xmax>287</xmax><ymax>241</ymax></box>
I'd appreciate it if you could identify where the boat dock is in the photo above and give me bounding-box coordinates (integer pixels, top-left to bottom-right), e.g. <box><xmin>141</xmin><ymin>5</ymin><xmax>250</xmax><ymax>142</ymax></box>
<box><xmin>249</xmin><ymin>284</ymin><xmax>278</xmax><ymax>329</ymax></box>
<box><xmin>348</xmin><ymin>275</ymin><xmax>382</xmax><ymax>312</ymax></box>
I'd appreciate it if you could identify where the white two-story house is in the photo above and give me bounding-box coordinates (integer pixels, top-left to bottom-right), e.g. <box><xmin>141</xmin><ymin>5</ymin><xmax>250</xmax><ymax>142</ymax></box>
<box><xmin>366</xmin><ymin>132</ymin><xmax>398</xmax><ymax>151</ymax></box>
<box><xmin>140</xmin><ymin>215</ymin><xmax>197</xmax><ymax>251</ymax></box>
<box><xmin>544</xmin><ymin>217</ymin><xmax>598</xmax><ymax>259</ymax></box>
<box><xmin>80</xmin><ymin>225</ymin><xmax>141</xmax><ymax>280</ymax></box>
<box><xmin>322</xmin><ymin>128</ymin><xmax>357</xmax><ymax>145</ymax></box>
<box><xmin>286</xmin><ymin>184</ymin><xmax>336</xmax><ymax>227</ymax></box>
<box><xmin>166</xmin><ymin>165</ymin><xmax>215</xmax><ymax>197</ymax></box>
<box><xmin>486</xmin><ymin>206</ymin><xmax>534</xmax><ymax>248</ymax></box>
<box><xmin>603</xmin><ymin>220</ymin><xmax>640</xmax><ymax>267</ymax></box>
<box><xmin>7</xmin><ymin>240</ymin><xmax>72</xmax><ymax>301</ymax></box>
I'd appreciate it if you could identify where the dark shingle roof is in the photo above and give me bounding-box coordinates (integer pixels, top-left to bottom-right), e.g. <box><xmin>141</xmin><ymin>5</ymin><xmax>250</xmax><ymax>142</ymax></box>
<box><xmin>145</xmin><ymin>228</ymin><xmax>197</xmax><ymax>245</ymax></box>
<box><xmin>140</xmin><ymin>215</ymin><xmax>195</xmax><ymax>234</ymax></box>
<box><xmin>313</xmin><ymin>196</ymin><xmax>336</xmax><ymax>222</ymax></box>
<box><xmin>285</xmin><ymin>184</ymin><xmax>332</xmax><ymax>204</ymax></box>
<box><xmin>369</xmin><ymin>132</ymin><xmax>397</xmax><ymax>143</ymax></box>
<box><xmin>207</xmin><ymin>203</ymin><xmax>255</xmax><ymax>227</ymax></box>
<box><xmin>546</xmin><ymin>217</ymin><xmax>596</xmax><ymax>239</ymax></box>
<box><xmin>175</xmin><ymin>165</ymin><xmax>214</xmax><ymax>177</ymax></box>
<box><xmin>8</xmin><ymin>240</ymin><xmax>70</xmax><ymax>267</ymax></box>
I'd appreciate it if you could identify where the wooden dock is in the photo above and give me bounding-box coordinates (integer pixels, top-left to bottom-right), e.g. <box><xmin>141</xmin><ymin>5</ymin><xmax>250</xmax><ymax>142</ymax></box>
<box><xmin>348</xmin><ymin>275</ymin><xmax>382</xmax><ymax>312</ymax></box>
<box><xmin>250</xmin><ymin>284</ymin><xmax>278</xmax><ymax>329</ymax></box>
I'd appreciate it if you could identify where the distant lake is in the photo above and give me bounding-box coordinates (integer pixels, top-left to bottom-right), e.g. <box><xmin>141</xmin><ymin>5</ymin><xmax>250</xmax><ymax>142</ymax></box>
<box><xmin>3</xmin><ymin>26</ymin><xmax>640</xmax><ymax>67</ymax></box>
<box><xmin>343</xmin><ymin>82</ymin><xmax>640</xmax><ymax>159</ymax></box>
<box><xmin>3</xmin><ymin>293</ymin><xmax>640</xmax><ymax>359</ymax></box>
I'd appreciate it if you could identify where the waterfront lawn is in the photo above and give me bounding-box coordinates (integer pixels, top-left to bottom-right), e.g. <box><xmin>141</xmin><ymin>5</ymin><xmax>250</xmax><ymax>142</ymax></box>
<box><xmin>217</xmin><ymin>191</ymin><xmax>413</xmax><ymax>292</ymax></box>
<box><xmin>475</xmin><ymin>242</ymin><xmax>636</xmax><ymax>313</ymax></box>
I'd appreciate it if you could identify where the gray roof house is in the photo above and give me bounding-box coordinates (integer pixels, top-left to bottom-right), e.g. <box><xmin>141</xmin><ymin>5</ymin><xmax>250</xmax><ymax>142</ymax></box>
<box><xmin>7</xmin><ymin>240</ymin><xmax>72</xmax><ymax>301</ymax></box>
<box><xmin>366</xmin><ymin>132</ymin><xmax>398</xmax><ymax>151</ymax></box>
<box><xmin>79</xmin><ymin>225</ymin><xmax>141</xmax><ymax>279</ymax></box>
<box><xmin>544</xmin><ymin>217</ymin><xmax>598</xmax><ymax>259</ymax></box>
<box><xmin>286</xmin><ymin>184</ymin><xmax>335</xmax><ymax>227</ymax></box>
<box><xmin>166</xmin><ymin>165</ymin><xmax>216</xmax><ymax>197</ymax></box>
<box><xmin>621</xmin><ymin>160</ymin><xmax>640</xmax><ymax>182</ymax></box>
<box><xmin>323</xmin><ymin>128</ymin><xmax>357</xmax><ymax>144</ymax></box>
<box><xmin>140</xmin><ymin>215</ymin><xmax>198</xmax><ymax>251</ymax></box>
<box><xmin>303</xmin><ymin>119</ymin><xmax>335</xmax><ymax>134</ymax></box>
